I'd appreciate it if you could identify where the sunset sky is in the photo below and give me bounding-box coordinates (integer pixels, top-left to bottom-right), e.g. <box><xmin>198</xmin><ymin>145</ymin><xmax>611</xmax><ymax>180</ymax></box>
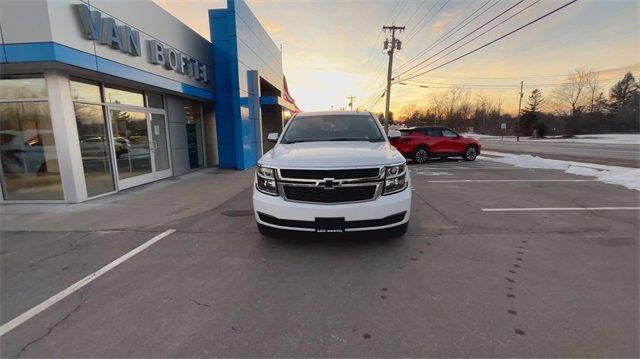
<box><xmin>154</xmin><ymin>0</ymin><xmax>639</xmax><ymax>116</ymax></box>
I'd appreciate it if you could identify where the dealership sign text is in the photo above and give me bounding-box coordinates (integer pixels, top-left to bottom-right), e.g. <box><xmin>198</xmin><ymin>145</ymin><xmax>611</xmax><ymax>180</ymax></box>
<box><xmin>75</xmin><ymin>4</ymin><xmax>208</xmax><ymax>82</ymax></box>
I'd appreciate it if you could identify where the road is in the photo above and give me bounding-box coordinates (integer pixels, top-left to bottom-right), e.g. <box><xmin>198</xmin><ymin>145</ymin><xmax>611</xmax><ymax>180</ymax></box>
<box><xmin>481</xmin><ymin>139</ymin><xmax>640</xmax><ymax>167</ymax></box>
<box><xmin>1</xmin><ymin>160</ymin><xmax>638</xmax><ymax>357</ymax></box>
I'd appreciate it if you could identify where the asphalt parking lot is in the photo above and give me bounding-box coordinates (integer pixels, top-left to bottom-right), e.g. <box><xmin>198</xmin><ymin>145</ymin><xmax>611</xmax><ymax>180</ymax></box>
<box><xmin>1</xmin><ymin>158</ymin><xmax>638</xmax><ymax>357</ymax></box>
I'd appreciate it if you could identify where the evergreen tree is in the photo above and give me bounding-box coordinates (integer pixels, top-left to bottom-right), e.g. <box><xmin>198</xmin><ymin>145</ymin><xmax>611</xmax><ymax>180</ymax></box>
<box><xmin>608</xmin><ymin>72</ymin><xmax>639</xmax><ymax>114</ymax></box>
<box><xmin>520</xmin><ymin>89</ymin><xmax>544</xmax><ymax>136</ymax></box>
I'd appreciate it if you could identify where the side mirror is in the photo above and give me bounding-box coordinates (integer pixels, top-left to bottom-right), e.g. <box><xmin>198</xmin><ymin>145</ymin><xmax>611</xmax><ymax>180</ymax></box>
<box><xmin>387</xmin><ymin>129</ymin><xmax>401</xmax><ymax>140</ymax></box>
<box><xmin>267</xmin><ymin>133</ymin><xmax>279</xmax><ymax>143</ymax></box>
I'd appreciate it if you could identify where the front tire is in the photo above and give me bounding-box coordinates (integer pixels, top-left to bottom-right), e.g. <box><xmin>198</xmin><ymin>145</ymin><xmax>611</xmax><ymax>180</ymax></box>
<box><xmin>412</xmin><ymin>147</ymin><xmax>429</xmax><ymax>164</ymax></box>
<box><xmin>463</xmin><ymin>146</ymin><xmax>478</xmax><ymax>161</ymax></box>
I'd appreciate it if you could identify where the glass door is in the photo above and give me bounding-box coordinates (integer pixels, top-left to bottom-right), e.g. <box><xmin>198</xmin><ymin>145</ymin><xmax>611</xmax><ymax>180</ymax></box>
<box><xmin>150</xmin><ymin>113</ymin><xmax>172</xmax><ymax>180</ymax></box>
<box><xmin>109</xmin><ymin>108</ymin><xmax>154</xmax><ymax>189</ymax></box>
<box><xmin>108</xmin><ymin>107</ymin><xmax>172</xmax><ymax>190</ymax></box>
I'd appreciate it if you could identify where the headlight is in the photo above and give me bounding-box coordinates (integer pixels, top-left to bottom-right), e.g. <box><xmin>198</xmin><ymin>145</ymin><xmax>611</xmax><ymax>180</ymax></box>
<box><xmin>383</xmin><ymin>163</ymin><xmax>408</xmax><ymax>195</ymax></box>
<box><xmin>257</xmin><ymin>166</ymin><xmax>275</xmax><ymax>179</ymax></box>
<box><xmin>385</xmin><ymin>163</ymin><xmax>406</xmax><ymax>178</ymax></box>
<box><xmin>256</xmin><ymin>165</ymin><xmax>278</xmax><ymax>196</ymax></box>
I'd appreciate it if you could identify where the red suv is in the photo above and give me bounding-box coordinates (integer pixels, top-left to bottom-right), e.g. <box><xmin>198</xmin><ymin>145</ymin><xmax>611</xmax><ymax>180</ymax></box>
<box><xmin>390</xmin><ymin>126</ymin><xmax>481</xmax><ymax>164</ymax></box>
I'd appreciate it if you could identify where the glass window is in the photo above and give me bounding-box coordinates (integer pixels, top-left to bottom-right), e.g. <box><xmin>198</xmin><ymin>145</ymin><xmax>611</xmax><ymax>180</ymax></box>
<box><xmin>281</xmin><ymin>114</ymin><xmax>385</xmax><ymax>144</ymax></box>
<box><xmin>147</xmin><ymin>93</ymin><xmax>164</xmax><ymax>109</ymax></box>
<box><xmin>0</xmin><ymin>102</ymin><xmax>64</xmax><ymax>200</ymax></box>
<box><xmin>74</xmin><ymin>103</ymin><xmax>115</xmax><ymax>197</ymax></box>
<box><xmin>399</xmin><ymin>129</ymin><xmax>413</xmax><ymax>137</ymax></box>
<box><xmin>0</xmin><ymin>78</ymin><xmax>47</xmax><ymax>100</ymax></box>
<box><xmin>424</xmin><ymin>128</ymin><xmax>442</xmax><ymax>137</ymax></box>
<box><xmin>70</xmin><ymin>80</ymin><xmax>102</xmax><ymax>103</ymax></box>
<box><xmin>184</xmin><ymin>100</ymin><xmax>201</xmax><ymax>124</ymax></box>
<box><xmin>442</xmin><ymin>129</ymin><xmax>459</xmax><ymax>138</ymax></box>
<box><xmin>104</xmin><ymin>86</ymin><xmax>144</xmax><ymax>107</ymax></box>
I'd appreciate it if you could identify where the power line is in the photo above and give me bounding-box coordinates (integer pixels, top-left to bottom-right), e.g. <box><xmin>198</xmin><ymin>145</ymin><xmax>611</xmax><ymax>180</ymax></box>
<box><xmin>362</xmin><ymin>81</ymin><xmax>389</xmax><ymax>111</ymax></box>
<box><xmin>403</xmin><ymin>76</ymin><xmax>622</xmax><ymax>88</ymax></box>
<box><xmin>403</xmin><ymin>0</ymin><xmax>451</xmax><ymax>45</ymax></box>
<box><xmin>391</xmin><ymin>0</ymin><xmax>410</xmax><ymax>25</ymax></box>
<box><xmin>361</xmin><ymin>1</ymin><xmax>405</xmax><ymax>84</ymax></box>
<box><xmin>397</xmin><ymin>0</ymin><xmax>499</xmax><ymax>73</ymax></box>
<box><xmin>396</xmin><ymin>0</ymin><xmax>580</xmax><ymax>83</ymax></box>
<box><xmin>403</xmin><ymin>0</ymin><xmax>429</xmax><ymax>27</ymax></box>
<box><xmin>399</xmin><ymin>77</ymin><xmax>621</xmax><ymax>90</ymax></box>
<box><xmin>365</xmin><ymin>89</ymin><xmax>387</xmax><ymax>111</ymax></box>
<box><xmin>396</xmin><ymin>0</ymin><xmax>532</xmax><ymax>79</ymax></box>
<box><xmin>360</xmin><ymin>0</ymin><xmax>411</xmax><ymax>109</ymax></box>
<box><xmin>399</xmin><ymin>64</ymin><xmax>640</xmax><ymax>82</ymax></box>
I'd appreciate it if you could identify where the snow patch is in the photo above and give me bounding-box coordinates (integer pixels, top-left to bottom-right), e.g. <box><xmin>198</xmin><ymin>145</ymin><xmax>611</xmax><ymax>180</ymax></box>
<box><xmin>482</xmin><ymin>153</ymin><xmax>640</xmax><ymax>191</ymax></box>
<box><xmin>462</xmin><ymin>133</ymin><xmax>640</xmax><ymax>144</ymax></box>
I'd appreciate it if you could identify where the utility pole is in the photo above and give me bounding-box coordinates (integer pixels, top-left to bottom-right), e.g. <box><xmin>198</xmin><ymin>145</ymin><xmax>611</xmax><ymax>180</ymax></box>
<box><xmin>347</xmin><ymin>96</ymin><xmax>356</xmax><ymax>111</ymax></box>
<box><xmin>382</xmin><ymin>25</ymin><xmax>404</xmax><ymax>133</ymax></box>
<box><xmin>516</xmin><ymin>81</ymin><xmax>524</xmax><ymax>142</ymax></box>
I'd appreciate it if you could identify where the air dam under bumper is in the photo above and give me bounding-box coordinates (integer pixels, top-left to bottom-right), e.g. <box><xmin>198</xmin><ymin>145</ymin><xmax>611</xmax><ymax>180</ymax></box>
<box><xmin>253</xmin><ymin>187</ymin><xmax>411</xmax><ymax>232</ymax></box>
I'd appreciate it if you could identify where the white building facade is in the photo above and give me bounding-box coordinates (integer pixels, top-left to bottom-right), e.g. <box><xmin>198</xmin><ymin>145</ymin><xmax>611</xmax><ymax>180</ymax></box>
<box><xmin>0</xmin><ymin>0</ymin><xmax>297</xmax><ymax>203</ymax></box>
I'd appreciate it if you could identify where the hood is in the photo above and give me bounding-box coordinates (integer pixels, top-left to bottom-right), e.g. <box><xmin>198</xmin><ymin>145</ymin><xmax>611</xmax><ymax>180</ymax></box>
<box><xmin>259</xmin><ymin>141</ymin><xmax>404</xmax><ymax>168</ymax></box>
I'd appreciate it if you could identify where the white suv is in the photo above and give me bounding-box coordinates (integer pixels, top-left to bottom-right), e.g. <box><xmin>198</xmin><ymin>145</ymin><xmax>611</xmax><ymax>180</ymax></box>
<box><xmin>253</xmin><ymin>111</ymin><xmax>411</xmax><ymax>235</ymax></box>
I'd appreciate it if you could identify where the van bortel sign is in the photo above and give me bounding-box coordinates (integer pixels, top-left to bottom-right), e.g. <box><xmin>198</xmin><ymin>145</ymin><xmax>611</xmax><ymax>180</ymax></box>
<box><xmin>74</xmin><ymin>4</ymin><xmax>208</xmax><ymax>83</ymax></box>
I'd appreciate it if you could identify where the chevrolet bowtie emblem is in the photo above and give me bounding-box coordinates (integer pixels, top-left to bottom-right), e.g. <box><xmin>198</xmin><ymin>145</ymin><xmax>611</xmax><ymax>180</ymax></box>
<box><xmin>316</xmin><ymin>178</ymin><xmax>340</xmax><ymax>189</ymax></box>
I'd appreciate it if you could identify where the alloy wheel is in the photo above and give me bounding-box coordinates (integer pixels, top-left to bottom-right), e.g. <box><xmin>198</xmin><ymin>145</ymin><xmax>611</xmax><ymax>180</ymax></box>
<box><xmin>415</xmin><ymin>149</ymin><xmax>429</xmax><ymax>163</ymax></box>
<box><xmin>465</xmin><ymin>147</ymin><xmax>477</xmax><ymax>160</ymax></box>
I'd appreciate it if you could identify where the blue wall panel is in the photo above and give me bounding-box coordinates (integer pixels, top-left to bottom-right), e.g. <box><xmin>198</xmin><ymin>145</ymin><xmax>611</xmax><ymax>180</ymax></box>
<box><xmin>210</xmin><ymin>0</ymin><xmax>284</xmax><ymax>170</ymax></box>
<box><xmin>0</xmin><ymin>45</ymin><xmax>6</xmax><ymax>63</ymax></box>
<box><xmin>211</xmin><ymin>5</ymin><xmax>239</xmax><ymax>168</ymax></box>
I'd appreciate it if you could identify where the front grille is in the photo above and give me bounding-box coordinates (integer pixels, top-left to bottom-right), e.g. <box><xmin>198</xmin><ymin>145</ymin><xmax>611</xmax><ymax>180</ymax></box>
<box><xmin>280</xmin><ymin>168</ymin><xmax>380</xmax><ymax>180</ymax></box>
<box><xmin>283</xmin><ymin>185</ymin><xmax>377</xmax><ymax>203</ymax></box>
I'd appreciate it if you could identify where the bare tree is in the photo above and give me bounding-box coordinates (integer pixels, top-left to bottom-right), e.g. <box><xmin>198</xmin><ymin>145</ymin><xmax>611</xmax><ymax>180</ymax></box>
<box><xmin>586</xmin><ymin>70</ymin><xmax>601</xmax><ymax>113</ymax></box>
<box><xmin>551</xmin><ymin>67</ymin><xmax>592</xmax><ymax>116</ymax></box>
<box><xmin>429</xmin><ymin>88</ymin><xmax>471</xmax><ymax>129</ymax></box>
<box><xmin>399</xmin><ymin>104</ymin><xmax>419</xmax><ymax>122</ymax></box>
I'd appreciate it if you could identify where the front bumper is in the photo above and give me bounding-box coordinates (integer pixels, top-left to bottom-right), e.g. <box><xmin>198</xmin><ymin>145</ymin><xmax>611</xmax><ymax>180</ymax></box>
<box><xmin>253</xmin><ymin>185</ymin><xmax>412</xmax><ymax>232</ymax></box>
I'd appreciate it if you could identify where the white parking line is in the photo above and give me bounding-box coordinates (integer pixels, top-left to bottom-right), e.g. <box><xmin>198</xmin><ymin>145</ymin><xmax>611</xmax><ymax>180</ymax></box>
<box><xmin>427</xmin><ymin>179</ymin><xmax>597</xmax><ymax>183</ymax></box>
<box><xmin>426</xmin><ymin>167</ymin><xmax>521</xmax><ymax>170</ymax></box>
<box><xmin>482</xmin><ymin>207</ymin><xmax>640</xmax><ymax>212</ymax></box>
<box><xmin>0</xmin><ymin>229</ymin><xmax>176</xmax><ymax>337</ymax></box>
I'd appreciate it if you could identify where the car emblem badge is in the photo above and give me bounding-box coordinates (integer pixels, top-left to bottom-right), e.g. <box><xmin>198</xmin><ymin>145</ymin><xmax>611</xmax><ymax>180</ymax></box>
<box><xmin>317</xmin><ymin>178</ymin><xmax>340</xmax><ymax>189</ymax></box>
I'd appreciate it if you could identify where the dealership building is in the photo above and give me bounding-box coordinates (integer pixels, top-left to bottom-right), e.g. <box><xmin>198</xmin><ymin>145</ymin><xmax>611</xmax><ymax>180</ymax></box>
<box><xmin>0</xmin><ymin>0</ymin><xmax>298</xmax><ymax>202</ymax></box>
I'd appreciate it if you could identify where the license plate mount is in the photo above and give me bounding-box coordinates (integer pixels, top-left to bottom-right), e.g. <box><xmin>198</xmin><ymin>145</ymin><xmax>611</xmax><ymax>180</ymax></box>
<box><xmin>315</xmin><ymin>217</ymin><xmax>346</xmax><ymax>233</ymax></box>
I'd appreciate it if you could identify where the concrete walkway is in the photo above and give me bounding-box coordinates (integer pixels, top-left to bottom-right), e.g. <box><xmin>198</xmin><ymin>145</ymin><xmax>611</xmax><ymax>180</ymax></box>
<box><xmin>0</xmin><ymin>168</ymin><xmax>255</xmax><ymax>232</ymax></box>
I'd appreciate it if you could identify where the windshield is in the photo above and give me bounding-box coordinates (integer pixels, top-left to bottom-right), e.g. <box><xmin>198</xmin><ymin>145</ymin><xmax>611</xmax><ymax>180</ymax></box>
<box><xmin>280</xmin><ymin>114</ymin><xmax>385</xmax><ymax>144</ymax></box>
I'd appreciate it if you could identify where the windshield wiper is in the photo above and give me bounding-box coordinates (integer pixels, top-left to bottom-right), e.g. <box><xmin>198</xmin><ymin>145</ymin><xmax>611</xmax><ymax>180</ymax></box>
<box><xmin>284</xmin><ymin>138</ymin><xmax>381</xmax><ymax>143</ymax></box>
<box><xmin>282</xmin><ymin>140</ymin><xmax>314</xmax><ymax>144</ymax></box>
